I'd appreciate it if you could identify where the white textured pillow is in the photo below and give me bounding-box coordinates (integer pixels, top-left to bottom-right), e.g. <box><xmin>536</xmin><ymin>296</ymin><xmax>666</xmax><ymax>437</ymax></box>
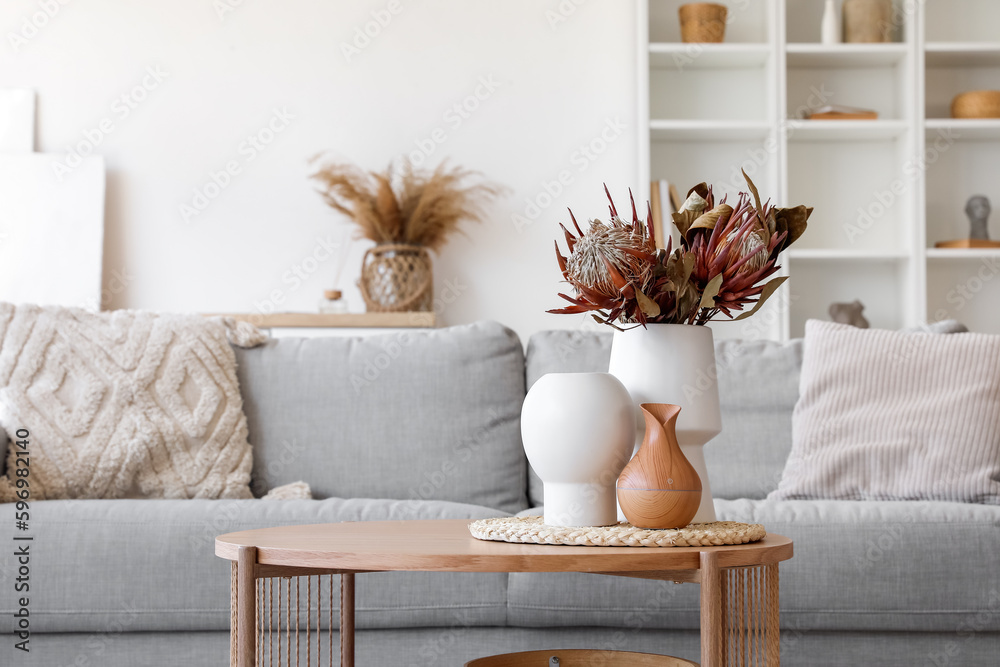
<box><xmin>770</xmin><ymin>320</ymin><xmax>1000</xmax><ymax>503</ymax></box>
<box><xmin>0</xmin><ymin>305</ymin><xmax>264</xmax><ymax>501</ymax></box>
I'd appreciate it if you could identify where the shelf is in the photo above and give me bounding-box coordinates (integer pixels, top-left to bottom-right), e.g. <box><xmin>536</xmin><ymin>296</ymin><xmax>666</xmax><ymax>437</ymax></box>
<box><xmin>786</xmin><ymin>43</ymin><xmax>909</xmax><ymax>68</ymax></box>
<box><xmin>788</xmin><ymin>250</ymin><xmax>908</xmax><ymax>261</ymax></box>
<box><xmin>784</xmin><ymin>119</ymin><xmax>909</xmax><ymax>141</ymax></box>
<box><xmin>648</xmin><ymin>43</ymin><xmax>771</xmax><ymax>69</ymax></box>
<box><xmin>926</xmin><ymin>248</ymin><xmax>1000</xmax><ymax>260</ymax></box>
<box><xmin>925</xmin><ymin>119</ymin><xmax>1000</xmax><ymax>140</ymax></box>
<box><xmin>649</xmin><ymin>119</ymin><xmax>771</xmax><ymax>142</ymax></box>
<box><xmin>925</xmin><ymin>43</ymin><xmax>1000</xmax><ymax>68</ymax></box>
<box><xmin>204</xmin><ymin>312</ymin><xmax>436</xmax><ymax>328</ymax></box>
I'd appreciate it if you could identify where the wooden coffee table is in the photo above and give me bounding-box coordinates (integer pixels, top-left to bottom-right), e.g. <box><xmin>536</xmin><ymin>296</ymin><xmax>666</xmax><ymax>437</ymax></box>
<box><xmin>216</xmin><ymin>519</ymin><xmax>793</xmax><ymax>667</ymax></box>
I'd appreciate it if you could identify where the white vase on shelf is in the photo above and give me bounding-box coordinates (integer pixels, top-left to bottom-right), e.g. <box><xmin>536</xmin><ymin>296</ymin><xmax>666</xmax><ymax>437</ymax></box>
<box><xmin>608</xmin><ymin>324</ymin><xmax>721</xmax><ymax>524</ymax></box>
<box><xmin>822</xmin><ymin>0</ymin><xmax>841</xmax><ymax>45</ymax></box>
<box><xmin>520</xmin><ymin>372</ymin><xmax>635</xmax><ymax>527</ymax></box>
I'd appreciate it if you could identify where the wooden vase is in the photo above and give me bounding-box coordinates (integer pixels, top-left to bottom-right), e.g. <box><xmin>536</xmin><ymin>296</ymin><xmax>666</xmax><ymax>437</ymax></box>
<box><xmin>617</xmin><ymin>403</ymin><xmax>702</xmax><ymax>529</ymax></box>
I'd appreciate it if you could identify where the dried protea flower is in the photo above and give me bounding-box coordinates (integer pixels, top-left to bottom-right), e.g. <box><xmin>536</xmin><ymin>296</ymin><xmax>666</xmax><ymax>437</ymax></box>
<box><xmin>548</xmin><ymin>173</ymin><xmax>812</xmax><ymax>329</ymax></box>
<box><xmin>678</xmin><ymin>171</ymin><xmax>812</xmax><ymax>324</ymax></box>
<box><xmin>565</xmin><ymin>219</ymin><xmax>653</xmax><ymax>299</ymax></box>
<box><xmin>549</xmin><ymin>186</ymin><xmax>665</xmax><ymax>328</ymax></box>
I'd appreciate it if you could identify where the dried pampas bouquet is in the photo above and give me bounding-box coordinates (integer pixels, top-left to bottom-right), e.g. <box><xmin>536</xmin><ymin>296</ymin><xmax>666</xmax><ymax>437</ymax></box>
<box><xmin>310</xmin><ymin>157</ymin><xmax>505</xmax><ymax>312</ymax></box>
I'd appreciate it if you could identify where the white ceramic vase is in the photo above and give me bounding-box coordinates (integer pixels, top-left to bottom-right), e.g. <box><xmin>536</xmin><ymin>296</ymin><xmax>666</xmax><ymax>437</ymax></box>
<box><xmin>821</xmin><ymin>0</ymin><xmax>840</xmax><ymax>45</ymax></box>
<box><xmin>521</xmin><ymin>372</ymin><xmax>635</xmax><ymax>527</ymax></box>
<box><xmin>608</xmin><ymin>323</ymin><xmax>722</xmax><ymax>523</ymax></box>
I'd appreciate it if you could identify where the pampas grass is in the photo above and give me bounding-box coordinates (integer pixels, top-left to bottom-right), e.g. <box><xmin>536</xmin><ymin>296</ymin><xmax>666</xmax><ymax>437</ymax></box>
<box><xmin>310</xmin><ymin>157</ymin><xmax>505</xmax><ymax>252</ymax></box>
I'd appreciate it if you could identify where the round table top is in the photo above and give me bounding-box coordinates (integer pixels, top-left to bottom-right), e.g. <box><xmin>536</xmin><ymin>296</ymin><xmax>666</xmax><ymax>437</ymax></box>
<box><xmin>216</xmin><ymin>519</ymin><xmax>793</xmax><ymax>573</ymax></box>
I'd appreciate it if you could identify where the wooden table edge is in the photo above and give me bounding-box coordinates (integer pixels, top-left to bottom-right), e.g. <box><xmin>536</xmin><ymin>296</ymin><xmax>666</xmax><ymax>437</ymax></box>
<box><xmin>215</xmin><ymin>520</ymin><xmax>793</xmax><ymax>574</ymax></box>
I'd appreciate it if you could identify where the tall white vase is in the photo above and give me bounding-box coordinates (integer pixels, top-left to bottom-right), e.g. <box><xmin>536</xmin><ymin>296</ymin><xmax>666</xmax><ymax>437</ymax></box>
<box><xmin>521</xmin><ymin>372</ymin><xmax>635</xmax><ymax>527</ymax></box>
<box><xmin>821</xmin><ymin>0</ymin><xmax>840</xmax><ymax>45</ymax></box>
<box><xmin>608</xmin><ymin>324</ymin><xmax>721</xmax><ymax>523</ymax></box>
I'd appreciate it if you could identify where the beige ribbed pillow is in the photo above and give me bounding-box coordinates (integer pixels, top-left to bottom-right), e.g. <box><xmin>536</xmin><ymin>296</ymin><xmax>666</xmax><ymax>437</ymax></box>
<box><xmin>770</xmin><ymin>320</ymin><xmax>1000</xmax><ymax>503</ymax></box>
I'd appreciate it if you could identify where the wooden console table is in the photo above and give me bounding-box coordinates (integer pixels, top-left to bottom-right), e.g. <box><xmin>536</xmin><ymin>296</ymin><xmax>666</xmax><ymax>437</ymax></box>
<box><xmin>216</xmin><ymin>519</ymin><xmax>793</xmax><ymax>666</ymax></box>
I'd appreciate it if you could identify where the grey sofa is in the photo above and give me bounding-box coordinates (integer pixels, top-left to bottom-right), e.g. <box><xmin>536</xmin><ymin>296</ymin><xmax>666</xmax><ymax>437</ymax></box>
<box><xmin>1</xmin><ymin>320</ymin><xmax>998</xmax><ymax>666</ymax></box>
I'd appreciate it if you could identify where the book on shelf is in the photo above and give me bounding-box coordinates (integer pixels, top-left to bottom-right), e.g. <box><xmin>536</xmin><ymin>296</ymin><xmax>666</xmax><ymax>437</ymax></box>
<box><xmin>668</xmin><ymin>182</ymin><xmax>681</xmax><ymax>213</ymax></box>
<box><xmin>649</xmin><ymin>180</ymin><xmax>682</xmax><ymax>249</ymax></box>
<box><xmin>650</xmin><ymin>181</ymin><xmax>664</xmax><ymax>248</ymax></box>
<box><xmin>807</xmin><ymin>105</ymin><xmax>878</xmax><ymax>120</ymax></box>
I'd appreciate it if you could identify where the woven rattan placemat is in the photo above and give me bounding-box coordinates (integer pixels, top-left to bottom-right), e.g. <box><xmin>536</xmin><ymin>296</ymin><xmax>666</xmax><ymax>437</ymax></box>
<box><xmin>469</xmin><ymin>516</ymin><xmax>765</xmax><ymax>547</ymax></box>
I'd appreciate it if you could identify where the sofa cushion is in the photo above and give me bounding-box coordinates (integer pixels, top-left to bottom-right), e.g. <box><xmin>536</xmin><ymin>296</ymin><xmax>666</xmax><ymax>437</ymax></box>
<box><xmin>772</xmin><ymin>320</ymin><xmax>1000</xmax><ymax>503</ymax></box>
<box><xmin>732</xmin><ymin>498</ymin><xmax>1000</xmax><ymax>632</ymax></box>
<box><xmin>0</xmin><ymin>305</ymin><xmax>257</xmax><ymax>501</ymax></box>
<box><xmin>235</xmin><ymin>321</ymin><xmax>528</xmax><ymax>513</ymax></box>
<box><xmin>523</xmin><ymin>329</ymin><xmax>802</xmax><ymax>503</ymax></box>
<box><xmin>0</xmin><ymin>498</ymin><xmax>509</xmax><ymax>634</ymax></box>
<box><xmin>507</xmin><ymin>498</ymin><xmax>1000</xmax><ymax>633</ymax></box>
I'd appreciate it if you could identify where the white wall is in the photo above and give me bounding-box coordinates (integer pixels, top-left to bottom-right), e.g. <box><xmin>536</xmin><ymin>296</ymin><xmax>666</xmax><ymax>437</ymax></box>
<box><xmin>3</xmin><ymin>0</ymin><xmax>640</xmax><ymax>342</ymax></box>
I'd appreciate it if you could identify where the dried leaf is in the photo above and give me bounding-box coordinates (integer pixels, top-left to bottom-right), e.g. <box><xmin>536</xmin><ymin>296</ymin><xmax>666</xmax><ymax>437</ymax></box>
<box><xmin>773</xmin><ymin>206</ymin><xmax>811</xmax><ymax>250</ymax></box>
<box><xmin>765</xmin><ymin>209</ymin><xmax>778</xmax><ymax>238</ymax></box>
<box><xmin>742</xmin><ymin>169</ymin><xmax>765</xmax><ymax>224</ymax></box>
<box><xmin>681</xmin><ymin>252</ymin><xmax>696</xmax><ymax>284</ymax></box>
<box><xmin>547</xmin><ymin>305</ymin><xmax>592</xmax><ymax>314</ymax></box>
<box><xmin>733</xmin><ymin>276</ymin><xmax>788</xmax><ymax>321</ymax></box>
<box><xmin>699</xmin><ymin>273</ymin><xmax>724</xmax><ymax>310</ymax></box>
<box><xmin>685</xmin><ymin>204</ymin><xmax>734</xmax><ymax>243</ymax></box>
<box><xmin>634</xmin><ymin>287</ymin><xmax>662</xmax><ymax>317</ymax></box>
<box><xmin>671</xmin><ymin>186</ymin><xmax>710</xmax><ymax>238</ymax></box>
<box><xmin>684</xmin><ymin>183</ymin><xmax>710</xmax><ymax>206</ymax></box>
<box><xmin>592</xmin><ymin>313</ymin><xmax>627</xmax><ymax>331</ymax></box>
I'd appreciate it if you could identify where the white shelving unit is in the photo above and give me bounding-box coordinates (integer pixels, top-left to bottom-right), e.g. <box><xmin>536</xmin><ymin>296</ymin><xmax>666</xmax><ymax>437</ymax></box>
<box><xmin>639</xmin><ymin>0</ymin><xmax>1000</xmax><ymax>339</ymax></box>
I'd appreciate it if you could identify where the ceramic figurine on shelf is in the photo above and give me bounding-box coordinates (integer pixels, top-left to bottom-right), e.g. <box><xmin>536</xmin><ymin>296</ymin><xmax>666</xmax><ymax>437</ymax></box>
<box><xmin>829</xmin><ymin>300</ymin><xmax>870</xmax><ymax>328</ymax></box>
<box><xmin>966</xmin><ymin>195</ymin><xmax>992</xmax><ymax>241</ymax></box>
<box><xmin>822</xmin><ymin>0</ymin><xmax>840</xmax><ymax>45</ymax></box>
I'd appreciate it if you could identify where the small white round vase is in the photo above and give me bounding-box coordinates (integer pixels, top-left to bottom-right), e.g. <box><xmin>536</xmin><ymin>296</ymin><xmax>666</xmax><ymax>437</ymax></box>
<box><xmin>521</xmin><ymin>372</ymin><xmax>636</xmax><ymax>527</ymax></box>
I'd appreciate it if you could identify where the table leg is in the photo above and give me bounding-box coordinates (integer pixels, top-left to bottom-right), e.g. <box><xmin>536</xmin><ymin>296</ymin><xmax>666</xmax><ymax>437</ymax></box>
<box><xmin>700</xmin><ymin>551</ymin><xmax>723</xmax><ymax>666</ymax></box>
<box><xmin>701</xmin><ymin>561</ymin><xmax>782</xmax><ymax>666</ymax></box>
<box><xmin>236</xmin><ymin>546</ymin><xmax>257</xmax><ymax>667</ymax></box>
<box><xmin>341</xmin><ymin>573</ymin><xmax>355</xmax><ymax>667</ymax></box>
<box><xmin>766</xmin><ymin>563</ymin><xmax>780</xmax><ymax>665</ymax></box>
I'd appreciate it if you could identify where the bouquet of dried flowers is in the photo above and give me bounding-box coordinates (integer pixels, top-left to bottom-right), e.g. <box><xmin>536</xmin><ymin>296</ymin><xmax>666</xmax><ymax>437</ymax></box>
<box><xmin>549</xmin><ymin>171</ymin><xmax>812</xmax><ymax>329</ymax></box>
<box><xmin>309</xmin><ymin>157</ymin><xmax>505</xmax><ymax>251</ymax></box>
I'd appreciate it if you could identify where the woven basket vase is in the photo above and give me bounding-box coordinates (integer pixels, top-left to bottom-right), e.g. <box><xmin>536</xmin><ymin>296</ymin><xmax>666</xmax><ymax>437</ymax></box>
<box><xmin>359</xmin><ymin>243</ymin><xmax>433</xmax><ymax>312</ymax></box>
<box><xmin>951</xmin><ymin>91</ymin><xmax>1000</xmax><ymax>119</ymax></box>
<box><xmin>843</xmin><ymin>0</ymin><xmax>893</xmax><ymax>43</ymax></box>
<box><xmin>678</xmin><ymin>3</ymin><xmax>727</xmax><ymax>43</ymax></box>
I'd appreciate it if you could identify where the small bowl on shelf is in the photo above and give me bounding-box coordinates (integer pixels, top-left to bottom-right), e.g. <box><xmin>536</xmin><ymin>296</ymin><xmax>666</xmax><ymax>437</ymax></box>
<box><xmin>951</xmin><ymin>91</ymin><xmax>1000</xmax><ymax>119</ymax></box>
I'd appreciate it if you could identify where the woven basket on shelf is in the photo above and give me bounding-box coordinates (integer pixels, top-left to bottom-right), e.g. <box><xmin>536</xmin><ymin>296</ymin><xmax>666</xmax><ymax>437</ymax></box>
<box><xmin>951</xmin><ymin>91</ymin><xmax>1000</xmax><ymax>119</ymax></box>
<box><xmin>678</xmin><ymin>3</ymin><xmax>727</xmax><ymax>43</ymax></box>
<box><xmin>359</xmin><ymin>243</ymin><xmax>433</xmax><ymax>312</ymax></box>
